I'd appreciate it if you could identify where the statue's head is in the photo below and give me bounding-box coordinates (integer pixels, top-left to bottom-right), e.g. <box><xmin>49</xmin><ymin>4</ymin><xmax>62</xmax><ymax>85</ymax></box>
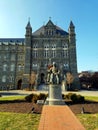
<box><xmin>53</xmin><ymin>62</ymin><xmax>56</xmax><ymax>65</ymax></box>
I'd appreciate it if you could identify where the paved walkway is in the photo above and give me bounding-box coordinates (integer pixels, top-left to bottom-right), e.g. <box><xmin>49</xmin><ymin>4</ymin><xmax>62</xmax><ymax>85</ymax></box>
<box><xmin>38</xmin><ymin>105</ymin><xmax>85</xmax><ymax>130</ymax></box>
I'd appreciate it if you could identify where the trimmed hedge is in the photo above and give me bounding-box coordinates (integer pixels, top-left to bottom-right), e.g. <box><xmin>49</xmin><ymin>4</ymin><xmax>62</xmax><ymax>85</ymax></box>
<box><xmin>25</xmin><ymin>93</ymin><xmax>48</xmax><ymax>103</ymax></box>
<box><xmin>25</xmin><ymin>92</ymin><xmax>84</xmax><ymax>104</ymax></box>
<box><xmin>63</xmin><ymin>93</ymin><xmax>85</xmax><ymax>103</ymax></box>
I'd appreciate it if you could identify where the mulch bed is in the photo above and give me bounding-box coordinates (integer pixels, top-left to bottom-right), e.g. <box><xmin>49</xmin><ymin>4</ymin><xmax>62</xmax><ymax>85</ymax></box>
<box><xmin>0</xmin><ymin>100</ymin><xmax>98</xmax><ymax>114</ymax></box>
<box><xmin>0</xmin><ymin>100</ymin><xmax>43</xmax><ymax>114</ymax></box>
<box><xmin>69</xmin><ymin>101</ymin><xmax>98</xmax><ymax>114</ymax></box>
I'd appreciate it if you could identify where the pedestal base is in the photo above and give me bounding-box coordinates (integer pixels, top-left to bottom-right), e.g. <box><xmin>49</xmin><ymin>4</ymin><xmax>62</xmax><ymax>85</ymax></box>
<box><xmin>45</xmin><ymin>84</ymin><xmax>65</xmax><ymax>105</ymax></box>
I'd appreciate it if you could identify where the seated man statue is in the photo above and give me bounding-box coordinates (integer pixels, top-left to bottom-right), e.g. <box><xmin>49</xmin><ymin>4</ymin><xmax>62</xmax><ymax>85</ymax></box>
<box><xmin>47</xmin><ymin>62</ymin><xmax>60</xmax><ymax>84</ymax></box>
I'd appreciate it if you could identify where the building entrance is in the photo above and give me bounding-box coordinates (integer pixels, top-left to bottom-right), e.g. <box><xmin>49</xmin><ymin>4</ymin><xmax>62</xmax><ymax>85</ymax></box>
<box><xmin>40</xmin><ymin>73</ymin><xmax>45</xmax><ymax>84</ymax></box>
<box><xmin>17</xmin><ymin>79</ymin><xmax>22</xmax><ymax>89</ymax></box>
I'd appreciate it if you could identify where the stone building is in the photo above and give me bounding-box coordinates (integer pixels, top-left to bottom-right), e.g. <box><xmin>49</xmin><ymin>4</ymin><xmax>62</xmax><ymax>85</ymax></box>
<box><xmin>0</xmin><ymin>19</ymin><xmax>80</xmax><ymax>90</ymax></box>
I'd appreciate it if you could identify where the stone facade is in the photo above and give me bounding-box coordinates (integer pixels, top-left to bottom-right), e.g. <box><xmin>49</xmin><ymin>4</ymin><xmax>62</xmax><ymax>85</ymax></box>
<box><xmin>0</xmin><ymin>19</ymin><xmax>80</xmax><ymax>90</ymax></box>
<box><xmin>0</xmin><ymin>39</ymin><xmax>25</xmax><ymax>90</ymax></box>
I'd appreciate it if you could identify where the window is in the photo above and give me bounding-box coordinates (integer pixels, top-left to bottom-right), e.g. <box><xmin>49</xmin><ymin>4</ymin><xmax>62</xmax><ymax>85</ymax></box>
<box><xmin>3</xmin><ymin>64</ymin><xmax>7</xmax><ymax>71</ymax></box>
<box><xmin>44</xmin><ymin>50</ymin><xmax>48</xmax><ymax>57</ymax></box>
<box><xmin>5</xmin><ymin>46</ymin><xmax>8</xmax><ymax>50</ymax></box>
<box><xmin>2</xmin><ymin>75</ymin><xmax>6</xmax><ymax>82</ymax></box>
<box><xmin>64</xmin><ymin>63</ymin><xmax>69</xmax><ymax>69</ymax></box>
<box><xmin>62</xmin><ymin>50</ymin><xmax>68</xmax><ymax>58</ymax></box>
<box><xmin>9</xmin><ymin>75</ymin><xmax>14</xmax><ymax>82</ymax></box>
<box><xmin>4</xmin><ymin>55</ymin><xmax>7</xmax><ymax>60</ymax></box>
<box><xmin>52</xmin><ymin>44</ymin><xmax>56</xmax><ymax>49</ymax></box>
<box><xmin>18</xmin><ymin>55</ymin><xmax>23</xmax><ymax>60</ymax></box>
<box><xmin>11</xmin><ymin>54</ymin><xmax>15</xmax><ymax>61</ymax></box>
<box><xmin>33</xmin><ymin>51</ymin><xmax>38</xmax><ymax>58</ymax></box>
<box><xmin>33</xmin><ymin>44</ymin><xmax>38</xmax><ymax>49</ymax></box>
<box><xmin>62</xmin><ymin>43</ymin><xmax>68</xmax><ymax>49</ymax></box>
<box><xmin>47</xmin><ymin>29</ymin><xmax>53</xmax><ymax>35</ymax></box>
<box><xmin>18</xmin><ymin>64</ymin><xmax>24</xmax><ymax>71</ymax></box>
<box><xmin>10</xmin><ymin>64</ymin><xmax>15</xmax><ymax>71</ymax></box>
<box><xmin>18</xmin><ymin>65</ymin><xmax>22</xmax><ymax>71</ymax></box>
<box><xmin>32</xmin><ymin>63</ymin><xmax>38</xmax><ymax>68</ymax></box>
<box><xmin>52</xmin><ymin>50</ymin><xmax>56</xmax><ymax>58</ymax></box>
<box><xmin>44</xmin><ymin>44</ymin><xmax>49</xmax><ymax>49</ymax></box>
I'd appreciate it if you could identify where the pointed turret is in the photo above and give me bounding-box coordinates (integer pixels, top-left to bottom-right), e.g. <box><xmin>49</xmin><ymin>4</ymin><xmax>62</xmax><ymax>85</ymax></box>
<box><xmin>22</xmin><ymin>19</ymin><xmax>32</xmax><ymax>88</ymax></box>
<box><xmin>68</xmin><ymin>20</ymin><xmax>75</xmax><ymax>35</ymax></box>
<box><xmin>68</xmin><ymin>20</ymin><xmax>80</xmax><ymax>89</ymax></box>
<box><xmin>25</xmin><ymin>18</ymin><xmax>32</xmax><ymax>37</ymax></box>
<box><xmin>69</xmin><ymin>21</ymin><xmax>75</xmax><ymax>27</ymax></box>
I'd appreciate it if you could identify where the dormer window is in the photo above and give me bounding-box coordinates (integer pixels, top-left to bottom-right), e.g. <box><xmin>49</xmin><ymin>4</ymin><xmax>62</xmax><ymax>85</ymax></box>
<box><xmin>44</xmin><ymin>19</ymin><xmax>56</xmax><ymax>36</ymax></box>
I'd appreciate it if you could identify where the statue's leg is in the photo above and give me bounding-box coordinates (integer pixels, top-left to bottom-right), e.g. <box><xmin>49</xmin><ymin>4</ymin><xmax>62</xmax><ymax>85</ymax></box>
<box><xmin>50</xmin><ymin>74</ymin><xmax>53</xmax><ymax>83</ymax></box>
<box><xmin>56</xmin><ymin>75</ymin><xmax>59</xmax><ymax>84</ymax></box>
<box><xmin>47</xmin><ymin>74</ymin><xmax>50</xmax><ymax>82</ymax></box>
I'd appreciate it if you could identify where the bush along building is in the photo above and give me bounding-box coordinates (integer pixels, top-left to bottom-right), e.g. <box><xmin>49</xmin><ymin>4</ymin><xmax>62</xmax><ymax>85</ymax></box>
<box><xmin>0</xmin><ymin>19</ymin><xmax>80</xmax><ymax>90</ymax></box>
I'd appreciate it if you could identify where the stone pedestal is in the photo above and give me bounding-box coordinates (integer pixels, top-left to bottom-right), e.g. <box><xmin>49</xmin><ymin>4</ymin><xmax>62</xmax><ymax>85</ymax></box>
<box><xmin>45</xmin><ymin>84</ymin><xmax>65</xmax><ymax>105</ymax></box>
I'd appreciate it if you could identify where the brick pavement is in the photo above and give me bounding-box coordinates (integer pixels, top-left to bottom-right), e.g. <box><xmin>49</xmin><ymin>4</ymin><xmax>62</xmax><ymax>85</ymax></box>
<box><xmin>38</xmin><ymin>105</ymin><xmax>85</xmax><ymax>130</ymax></box>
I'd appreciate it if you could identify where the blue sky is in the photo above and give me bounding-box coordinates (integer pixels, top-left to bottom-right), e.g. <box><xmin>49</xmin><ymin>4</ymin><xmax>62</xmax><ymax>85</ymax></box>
<box><xmin>0</xmin><ymin>0</ymin><xmax>98</xmax><ymax>72</ymax></box>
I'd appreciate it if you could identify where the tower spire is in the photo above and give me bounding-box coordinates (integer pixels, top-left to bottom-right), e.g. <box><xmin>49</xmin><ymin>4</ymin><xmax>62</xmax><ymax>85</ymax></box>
<box><xmin>49</xmin><ymin>17</ymin><xmax>51</xmax><ymax>20</ymax></box>
<box><xmin>28</xmin><ymin>17</ymin><xmax>30</xmax><ymax>22</ymax></box>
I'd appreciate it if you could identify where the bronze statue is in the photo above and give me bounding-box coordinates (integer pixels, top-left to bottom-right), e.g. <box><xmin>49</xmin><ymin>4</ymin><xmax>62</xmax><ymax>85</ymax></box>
<box><xmin>47</xmin><ymin>62</ymin><xmax>60</xmax><ymax>84</ymax></box>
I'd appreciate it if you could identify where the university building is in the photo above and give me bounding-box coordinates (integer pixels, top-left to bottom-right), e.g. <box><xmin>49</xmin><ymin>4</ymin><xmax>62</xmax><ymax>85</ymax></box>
<box><xmin>0</xmin><ymin>19</ymin><xmax>80</xmax><ymax>90</ymax></box>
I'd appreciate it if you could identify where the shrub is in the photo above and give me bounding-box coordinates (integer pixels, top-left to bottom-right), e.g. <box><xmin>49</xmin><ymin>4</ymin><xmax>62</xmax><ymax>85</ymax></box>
<box><xmin>25</xmin><ymin>93</ymin><xmax>38</xmax><ymax>102</ymax></box>
<box><xmin>25</xmin><ymin>93</ymin><xmax>48</xmax><ymax>103</ymax></box>
<box><xmin>64</xmin><ymin>93</ymin><xmax>73</xmax><ymax>100</ymax></box>
<box><xmin>63</xmin><ymin>93</ymin><xmax>85</xmax><ymax>103</ymax></box>
<box><xmin>38</xmin><ymin>93</ymin><xmax>48</xmax><ymax>101</ymax></box>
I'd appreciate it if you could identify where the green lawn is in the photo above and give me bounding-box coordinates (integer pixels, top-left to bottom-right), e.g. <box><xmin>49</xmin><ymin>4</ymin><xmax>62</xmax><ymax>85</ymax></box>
<box><xmin>85</xmin><ymin>96</ymin><xmax>98</xmax><ymax>102</ymax></box>
<box><xmin>0</xmin><ymin>95</ymin><xmax>98</xmax><ymax>130</ymax></box>
<box><xmin>77</xmin><ymin>96</ymin><xmax>98</xmax><ymax>130</ymax></box>
<box><xmin>77</xmin><ymin>113</ymin><xmax>98</xmax><ymax>130</ymax></box>
<box><xmin>0</xmin><ymin>96</ymin><xmax>25</xmax><ymax>101</ymax></box>
<box><xmin>0</xmin><ymin>112</ymin><xmax>40</xmax><ymax>130</ymax></box>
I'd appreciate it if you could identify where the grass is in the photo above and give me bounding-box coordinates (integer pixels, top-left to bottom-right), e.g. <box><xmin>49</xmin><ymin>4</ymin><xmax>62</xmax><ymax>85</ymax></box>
<box><xmin>77</xmin><ymin>113</ymin><xmax>98</xmax><ymax>130</ymax></box>
<box><xmin>0</xmin><ymin>96</ymin><xmax>25</xmax><ymax>101</ymax></box>
<box><xmin>85</xmin><ymin>96</ymin><xmax>98</xmax><ymax>102</ymax></box>
<box><xmin>0</xmin><ymin>96</ymin><xmax>41</xmax><ymax>130</ymax></box>
<box><xmin>0</xmin><ymin>95</ymin><xmax>98</xmax><ymax>130</ymax></box>
<box><xmin>77</xmin><ymin>96</ymin><xmax>98</xmax><ymax>130</ymax></box>
<box><xmin>0</xmin><ymin>112</ymin><xmax>40</xmax><ymax>130</ymax></box>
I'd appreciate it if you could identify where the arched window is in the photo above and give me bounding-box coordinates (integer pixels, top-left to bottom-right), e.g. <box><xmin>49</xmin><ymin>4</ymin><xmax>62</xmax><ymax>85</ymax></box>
<box><xmin>44</xmin><ymin>44</ymin><xmax>49</xmax><ymax>49</ymax></box>
<box><xmin>62</xmin><ymin>43</ymin><xmax>68</xmax><ymax>49</ymax></box>
<box><xmin>52</xmin><ymin>44</ymin><xmax>56</xmax><ymax>50</ymax></box>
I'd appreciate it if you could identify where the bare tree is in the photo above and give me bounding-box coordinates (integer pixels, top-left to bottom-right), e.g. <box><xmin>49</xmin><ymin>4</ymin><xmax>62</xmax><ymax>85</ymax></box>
<box><xmin>66</xmin><ymin>72</ymin><xmax>74</xmax><ymax>90</ymax></box>
<box><xmin>29</xmin><ymin>71</ymin><xmax>36</xmax><ymax>90</ymax></box>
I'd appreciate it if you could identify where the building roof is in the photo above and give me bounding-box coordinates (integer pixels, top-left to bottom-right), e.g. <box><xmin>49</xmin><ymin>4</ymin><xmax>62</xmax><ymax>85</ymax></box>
<box><xmin>0</xmin><ymin>38</ymin><xmax>24</xmax><ymax>42</ymax></box>
<box><xmin>33</xmin><ymin>20</ymin><xmax>68</xmax><ymax>36</ymax></box>
<box><xmin>0</xmin><ymin>38</ymin><xmax>24</xmax><ymax>45</ymax></box>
